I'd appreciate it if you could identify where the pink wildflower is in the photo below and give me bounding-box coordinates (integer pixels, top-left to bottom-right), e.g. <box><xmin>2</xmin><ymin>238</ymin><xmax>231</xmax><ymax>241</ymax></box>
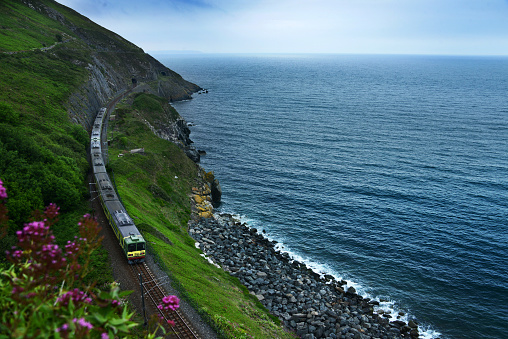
<box><xmin>57</xmin><ymin>289</ymin><xmax>92</xmax><ymax>306</ymax></box>
<box><xmin>56</xmin><ymin>323</ymin><xmax>69</xmax><ymax>333</ymax></box>
<box><xmin>0</xmin><ymin>179</ymin><xmax>7</xmax><ymax>199</ymax></box>
<box><xmin>45</xmin><ymin>203</ymin><xmax>60</xmax><ymax>219</ymax></box>
<box><xmin>158</xmin><ymin>295</ymin><xmax>180</xmax><ymax>312</ymax></box>
<box><xmin>11</xmin><ymin>286</ymin><xmax>24</xmax><ymax>294</ymax></box>
<box><xmin>74</xmin><ymin>317</ymin><xmax>93</xmax><ymax>330</ymax></box>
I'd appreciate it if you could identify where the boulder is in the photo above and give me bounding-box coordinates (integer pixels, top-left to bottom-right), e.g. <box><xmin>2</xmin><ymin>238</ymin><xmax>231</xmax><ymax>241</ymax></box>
<box><xmin>184</xmin><ymin>146</ymin><xmax>200</xmax><ymax>162</ymax></box>
<box><xmin>347</xmin><ymin>286</ymin><xmax>356</xmax><ymax>294</ymax></box>
<box><xmin>408</xmin><ymin>320</ymin><xmax>418</xmax><ymax>328</ymax></box>
<box><xmin>211</xmin><ymin>178</ymin><xmax>222</xmax><ymax>207</ymax></box>
<box><xmin>198</xmin><ymin>211</ymin><xmax>213</xmax><ymax>218</ymax></box>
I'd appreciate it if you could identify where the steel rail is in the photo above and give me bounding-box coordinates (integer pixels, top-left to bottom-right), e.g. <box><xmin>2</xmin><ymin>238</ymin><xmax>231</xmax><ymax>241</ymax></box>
<box><xmin>131</xmin><ymin>263</ymin><xmax>200</xmax><ymax>339</ymax></box>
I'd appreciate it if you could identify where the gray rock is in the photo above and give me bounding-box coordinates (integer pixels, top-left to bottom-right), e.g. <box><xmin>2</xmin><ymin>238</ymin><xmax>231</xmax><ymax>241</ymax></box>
<box><xmin>191</xmin><ymin>213</ymin><xmax>410</xmax><ymax>339</ymax></box>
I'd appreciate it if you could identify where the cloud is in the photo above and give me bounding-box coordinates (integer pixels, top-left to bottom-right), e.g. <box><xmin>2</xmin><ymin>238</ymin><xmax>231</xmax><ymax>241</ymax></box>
<box><xmin>56</xmin><ymin>0</ymin><xmax>508</xmax><ymax>55</ymax></box>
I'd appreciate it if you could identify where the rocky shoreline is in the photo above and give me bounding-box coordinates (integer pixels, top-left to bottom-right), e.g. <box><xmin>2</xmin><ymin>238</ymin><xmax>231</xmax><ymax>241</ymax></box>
<box><xmin>188</xmin><ymin>214</ymin><xmax>420</xmax><ymax>339</ymax></box>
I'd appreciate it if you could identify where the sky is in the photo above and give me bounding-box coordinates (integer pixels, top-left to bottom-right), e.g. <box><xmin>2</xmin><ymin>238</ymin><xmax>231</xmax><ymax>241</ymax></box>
<box><xmin>55</xmin><ymin>0</ymin><xmax>508</xmax><ymax>55</ymax></box>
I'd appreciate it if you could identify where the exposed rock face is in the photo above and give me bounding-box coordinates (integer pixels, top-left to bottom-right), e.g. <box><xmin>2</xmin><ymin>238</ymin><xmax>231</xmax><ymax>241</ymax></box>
<box><xmin>210</xmin><ymin>179</ymin><xmax>222</xmax><ymax>207</ymax></box>
<box><xmin>146</xmin><ymin>118</ymin><xmax>192</xmax><ymax>145</ymax></box>
<box><xmin>184</xmin><ymin>147</ymin><xmax>200</xmax><ymax>163</ymax></box>
<box><xmin>66</xmin><ymin>54</ymin><xmax>200</xmax><ymax>130</ymax></box>
<box><xmin>143</xmin><ymin>116</ymin><xmax>201</xmax><ymax>163</ymax></box>
<box><xmin>23</xmin><ymin>0</ymin><xmax>200</xmax><ymax>129</ymax></box>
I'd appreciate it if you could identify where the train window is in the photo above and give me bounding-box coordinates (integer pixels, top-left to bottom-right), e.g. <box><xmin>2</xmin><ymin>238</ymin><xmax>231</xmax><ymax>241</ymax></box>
<box><xmin>128</xmin><ymin>244</ymin><xmax>136</xmax><ymax>252</ymax></box>
<box><xmin>137</xmin><ymin>243</ymin><xmax>145</xmax><ymax>251</ymax></box>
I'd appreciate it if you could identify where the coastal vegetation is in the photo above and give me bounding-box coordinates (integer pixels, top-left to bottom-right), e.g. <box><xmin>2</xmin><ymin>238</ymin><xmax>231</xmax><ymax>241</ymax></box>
<box><xmin>0</xmin><ymin>0</ymin><xmax>93</xmax><ymax>258</ymax></box>
<box><xmin>0</xmin><ymin>188</ymin><xmax>178</xmax><ymax>337</ymax></box>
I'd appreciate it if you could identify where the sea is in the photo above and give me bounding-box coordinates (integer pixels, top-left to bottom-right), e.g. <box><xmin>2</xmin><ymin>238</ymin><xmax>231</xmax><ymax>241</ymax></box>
<box><xmin>156</xmin><ymin>53</ymin><xmax>508</xmax><ymax>339</ymax></box>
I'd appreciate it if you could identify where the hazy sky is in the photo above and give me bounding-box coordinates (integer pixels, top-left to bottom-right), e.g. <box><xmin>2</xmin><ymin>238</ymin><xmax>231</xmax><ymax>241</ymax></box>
<box><xmin>56</xmin><ymin>0</ymin><xmax>508</xmax><ymax>55</ymax></box>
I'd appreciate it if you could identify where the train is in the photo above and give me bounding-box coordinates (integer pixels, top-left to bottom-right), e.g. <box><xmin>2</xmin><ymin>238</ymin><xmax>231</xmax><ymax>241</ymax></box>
<box><xmin>91</xmin><ymin>107</ymin><xmax>146</xmax><ymax>263</ymax></box>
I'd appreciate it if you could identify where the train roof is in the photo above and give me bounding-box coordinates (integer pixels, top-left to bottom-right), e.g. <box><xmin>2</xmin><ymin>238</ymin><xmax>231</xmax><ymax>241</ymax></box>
<box><xmin>95</xmin><ymin>172</ymin><xmax>118</xmax><ymax>201</ymax></box>
<box><xmin>120</xmin><ymin>225</ymin><xmax>143</xmax><ymax>239</ymax></box>
<box><xmin>92</xmin><ymin>156</ymin><xmax>106</xmax><ymax>174</ymax></box>
<box><xmin>104</xmin><ymin>200</ymin><xmax>133</xmax><ymax>226</ymax></box>
<box><xmin>103</xmin><ymin>200</ymin><xmax>143</xmax><ymax>238</ymax></box>
<box><xmin>91</xmin><ymin>150</ymin><xmax>102</xmax><ymax>160</ymax></box>
<box><xmin>125</xmin><ymin>234</ymin><xmax>145</xmax><ymax>244</ymax></box>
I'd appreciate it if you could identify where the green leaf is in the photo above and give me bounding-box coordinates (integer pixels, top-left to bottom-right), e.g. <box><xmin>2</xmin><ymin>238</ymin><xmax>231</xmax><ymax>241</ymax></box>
<box><xmin>92</xmin><ymin>312</ymin><xmax>107</xmax><ymax>324</ymax></box>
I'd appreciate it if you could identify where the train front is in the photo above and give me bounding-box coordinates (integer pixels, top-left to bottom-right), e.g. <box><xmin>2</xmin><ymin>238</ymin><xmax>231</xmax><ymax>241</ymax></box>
<box><xmin>125</xmin><ymin>234</ymin><xmax>146</xmax><ymax>263</ymax></box>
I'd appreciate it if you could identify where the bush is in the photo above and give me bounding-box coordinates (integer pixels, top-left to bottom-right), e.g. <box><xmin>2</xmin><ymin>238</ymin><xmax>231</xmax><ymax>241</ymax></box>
<box><xmin>0</xmin><ymin>102</ymin><xmax>19</xmax><ymax>125</ymax></box>
<box><xmin>0</xmin><ymin>179</ymin><xmax>178</xmax><ymax>338</ymax></box>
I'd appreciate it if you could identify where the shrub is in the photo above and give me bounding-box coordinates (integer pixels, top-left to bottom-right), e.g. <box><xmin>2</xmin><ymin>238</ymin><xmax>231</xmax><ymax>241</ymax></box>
<box><xmin>0</xmin><ymin>102</ymin><xmax>19</xmax><ymax>125</ymax></box>
<box><xmin>0</xmin><ymin>179</ymin><xmax>177</xmax><ymax>338</ymax></box>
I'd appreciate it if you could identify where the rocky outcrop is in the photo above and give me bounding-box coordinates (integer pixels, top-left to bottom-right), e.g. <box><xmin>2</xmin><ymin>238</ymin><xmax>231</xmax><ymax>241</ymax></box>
<box><xmin>65</xmin><ymin>53</ymin><xmax>200</xmax><ymax>129</ymax></box>
<box><xmin>66</xmin><ymin>56</ymin><xmax>122</xmax><ymax>128</ymax></box>
<box><xmin>191</xmin><ymin>186</ymin><xmax>214</xmax><ymax>219</ymax></box>
<box><xmin>210</xmin><ymin>179</ymin><xmax>222</xmax><ymax>207</ymax></box>
<box><xmin>142</xmin><ymin>116</ymin><xmax>201</xmax><ymax>163</ymax></box>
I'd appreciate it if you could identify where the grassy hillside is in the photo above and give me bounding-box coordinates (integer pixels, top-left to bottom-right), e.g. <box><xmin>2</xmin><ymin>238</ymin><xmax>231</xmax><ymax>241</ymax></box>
<box><xmin>0</xmin><ymin>0</ymin><xmax>143</xmax><ymax>53</ymax></box>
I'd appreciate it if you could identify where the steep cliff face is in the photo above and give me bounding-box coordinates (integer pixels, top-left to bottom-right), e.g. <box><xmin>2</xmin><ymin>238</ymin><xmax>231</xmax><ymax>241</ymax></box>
<box><xmin>17</xmin><ymin>0</ymin><xmax>200</xmax><ymax>129</ymax></box>
<box><xmin>144</xmin><ymin>116</ymin><xmax>201</xmax><ymax>162</ymax></box>
<box><xmin>127</xmin><ymin>92</ymin><xmax>201</xmax><ymax>162</ymax></box>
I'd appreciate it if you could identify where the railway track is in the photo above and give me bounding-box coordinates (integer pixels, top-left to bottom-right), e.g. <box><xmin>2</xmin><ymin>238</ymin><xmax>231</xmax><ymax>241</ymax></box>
<box><xmin>131</xmin><ymin>263</ymin><xmax>200</xmax><ymax>339</ymax></box>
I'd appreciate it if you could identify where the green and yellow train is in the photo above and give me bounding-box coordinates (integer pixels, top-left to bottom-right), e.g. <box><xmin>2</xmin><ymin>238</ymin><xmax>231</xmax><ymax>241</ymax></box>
<box><xmin>91</xmin><ymin>107</ymin><xmax>146</xmax><ymax>263</ymax></box>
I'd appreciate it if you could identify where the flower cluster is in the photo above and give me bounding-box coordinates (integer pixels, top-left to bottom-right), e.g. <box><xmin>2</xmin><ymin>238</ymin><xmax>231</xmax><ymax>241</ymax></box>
<box><xmin>74</xmin><ymin>317</ymin><xmax>93</xmax><ymax>331</ymax></box>
<box><xmin>44</xmin><ymin>203</ymin><xmax>60</xmax><ymax>221</ymax></box>
<box><xmin>16</xmin><ymin>221</ymin><xmax>53</xmax><ymax>245</ymax></box>
<box><xmin>57</xmin><ymin>288</ymin><xmax>92</xmax><ymax>307</ymax></box>
<box><xmin>55</xmin><ymin>323</ymin><xmax>70</xmax><ymax>334</ymax></box>
<box><xmin>7</xmin><ymin>220</ymin><xmax>67</xmax><ymax>286</ymax></box>
<box><xmin>0</xmin><ymin>179</ymin><xmax>144</xmax><ymax>338</ymax></box>
<box><xmin>0</xmin><ymin>180</ymin><xmax>7</xmax><ymax>238</ymax></box>
<box><xmin>0</xmin><ymin>179</ymin><xmax>7</xmax><ymax>200</ymax></box>
<box><xmin>156</xmin><ymin>295</ymin><xmax>180</xmax><ymax>327</ymax></box>
<box><xmin>158</xmin><ymin>295</ymin><xmax>180</xmax><ymax>312</ymax></box>
<box><xmin>55</xmin><ymin>318</ymin><xmax>94</xmax><ymax>338</ymax></box>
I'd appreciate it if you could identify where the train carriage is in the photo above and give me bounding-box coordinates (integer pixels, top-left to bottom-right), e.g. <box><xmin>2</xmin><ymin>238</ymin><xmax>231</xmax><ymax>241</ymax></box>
<box><xmin>103</xmin><ymin>200</ymin><xmax>146</xmax><ymax>263</ymax></box>
<box><xmin>92</xmin><ymin>154</ymin><xmax>106</xmax><ymax>174</ymax></box>
<box><xmin>94</xmin><ymin>172</ymin><xmax>118</xmax><ymax>202</ymax></box>
<box><xmin>91</xmin><ymin>139</ymin><xmax>101</xmax><ymax>151</ymax></box>
<box><xmin>91</xmin><ymin>107</ymin><xmax>146</xmax><ymax>264</ymax></box>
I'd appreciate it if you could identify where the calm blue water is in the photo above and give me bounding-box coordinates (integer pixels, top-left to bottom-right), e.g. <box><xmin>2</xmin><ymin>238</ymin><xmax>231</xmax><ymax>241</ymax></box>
<box><xmin>159</xmin><ymin>54</ymin><xmax>508</xmax><ymax>339</ymax></box>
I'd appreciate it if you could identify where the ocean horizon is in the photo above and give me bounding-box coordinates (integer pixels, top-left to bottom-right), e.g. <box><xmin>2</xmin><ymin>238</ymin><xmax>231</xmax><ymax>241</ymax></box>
<box><xmin>161</xmin><ymin>53</ymin><xmax>508</xmax><ymax>339</ymax></box>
